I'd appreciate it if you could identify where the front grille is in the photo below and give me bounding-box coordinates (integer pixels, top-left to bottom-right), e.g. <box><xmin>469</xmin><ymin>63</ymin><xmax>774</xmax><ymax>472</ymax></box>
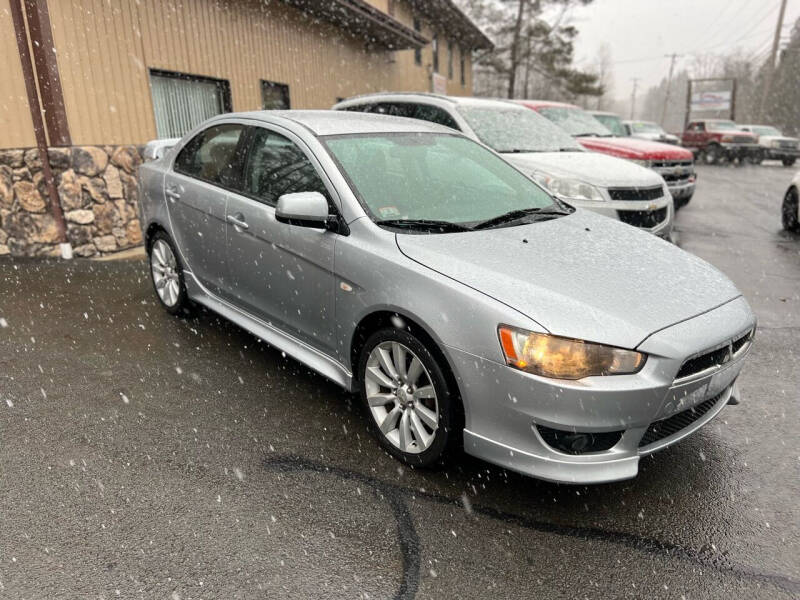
<box><xmin>638</xmin><ymin>390</ymin><xmax>726</xmax><ymax>447</ymax></box>
<box><xmin>676</xmin><ymin>329</ymin><xmax>753</xmax><ymax>379</ymax></box>
<box><xmin>617</xmin><ymin>206</ymin><xmax>668</xmax><ymax>228</ymax></box>
<box><xmin>731</xmin><ymin>135</ymin><xmax>752</xmax><ymax>144</ymax></box>
<box><xmin>661</xmin><ymin>172</ymin><xmax>692</xmax><ymax>184</ymax></box>
<box><xmin>537</xmin><ymin>425</ymin><xmax>623</xmax><ymax>455</ymax></box>
<box><xmin>779</xmin><ymin>140</ymin><xmax>798</xmax><ymax>149</ymax></box>
<box><xmin>608</xmin><ymin>186</ymin><xmax>664</xmax><ymax>201</ymax></box>
<box><xmin>651</xmin><ymin>160</ymin><xmax>693</xmax><ymax>169</ymax></box>
<box><xmin>675</xmin><ymin>345</ymin><xmax>730</xmax><ymax>379</ymax></box>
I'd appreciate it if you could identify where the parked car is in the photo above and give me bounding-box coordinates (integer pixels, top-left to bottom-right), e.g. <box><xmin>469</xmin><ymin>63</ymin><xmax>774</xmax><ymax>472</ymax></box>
<box><xmin>518</xmin><ymin>101</ymin><xmax>696</xmax><ymax>207</ymax></box>
<box><xmin>783</xmin><ymin>171</ymin><xmax>800</xmax><ymax>232</ymax></box>
<box><xmin>680</xmin><ymin>119</ymin><xmax>759</xmax><ymax>165</ymax></box>
<box><xmin>738</xmin><ymin>124</ymin><xmax>799</xmax><ymax>166</ymax></box>
<box><xmin>139</xmin><ymin>110</ymin><xmax>755</xmax><ymax>485</ymax></box>
<box><xmin>334</xmin><ymin>94</ymin><xmax>673</xmax><ymax>238</ymax></box>
<box><xmin>589</xmin><ymin>111</ymin><xmax>627</xmax><ymax>137</ymax></box>
<box><xmin>623</xmin><ymin>120</ymin><xmax>681</xmax><ymax>145</ymax></box>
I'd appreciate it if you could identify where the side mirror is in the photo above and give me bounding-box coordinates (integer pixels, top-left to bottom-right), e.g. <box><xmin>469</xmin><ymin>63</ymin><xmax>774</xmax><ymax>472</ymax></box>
<box><xmin>275</xmin><ymin>192</ymin><xmax>330</xmax><ymax>228</ymax></box>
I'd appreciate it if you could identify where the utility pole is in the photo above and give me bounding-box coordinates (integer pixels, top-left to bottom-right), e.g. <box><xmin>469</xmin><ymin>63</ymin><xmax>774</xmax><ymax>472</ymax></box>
<box><xmin>630</xmin><ymin>78</ymin><xmax>639</xmax><ymax>119</ymax></box>
<box><xmin>757</xmin><ymin>0</ymin><xmax>788</xmax><ymax>120</ymax></box>
<box><xmin>660</xmin><ymin>53</ymin><xmax>681</xmax><ymax>126</ymax></box>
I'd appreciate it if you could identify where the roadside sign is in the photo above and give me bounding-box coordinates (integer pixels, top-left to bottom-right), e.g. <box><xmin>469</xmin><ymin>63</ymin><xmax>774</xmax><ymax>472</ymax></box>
<box><xmin>690</xmin><ymin>90</ymin><xmax>732</xmax><ymax>112</ymax></box>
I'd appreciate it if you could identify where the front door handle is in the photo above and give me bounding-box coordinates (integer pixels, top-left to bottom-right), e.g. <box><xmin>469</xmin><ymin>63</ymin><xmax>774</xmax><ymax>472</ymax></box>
<box><xmin>165</xmin><ymin>186</ymin><xmax>182</xmax><ymax>202</ymax></box>
<box><xmin>227</xmin><ymin>214</ymin><xmax>249</xmax><ymax>231</ymax></box>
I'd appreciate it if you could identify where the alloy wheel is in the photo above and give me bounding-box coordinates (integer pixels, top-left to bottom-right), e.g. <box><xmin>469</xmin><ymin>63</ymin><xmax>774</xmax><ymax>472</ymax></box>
<box><xmin>364</xmin><ymin>341</ymin><xmax>439</xmax><ymax>454</ymax></box>
<box><xmin>150</xmin><ymin>239</ymin><xmax>181</xmax><ymax>307</ymax></box>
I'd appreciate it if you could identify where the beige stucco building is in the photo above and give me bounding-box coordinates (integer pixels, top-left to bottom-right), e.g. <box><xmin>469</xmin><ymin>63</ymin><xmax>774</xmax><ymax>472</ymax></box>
<box><xmin>0</xmin><ymin>0</ymin><xmax>490</xmax><ymax>257</ymax></box>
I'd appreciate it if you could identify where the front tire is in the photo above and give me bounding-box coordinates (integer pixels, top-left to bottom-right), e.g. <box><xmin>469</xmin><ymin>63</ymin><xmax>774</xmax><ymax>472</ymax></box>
<box><xmin>148</xmin><ymin>231</ymin><xmax>190</xmax><ymax>315</ymax></box>
<box><xmin>783</xmin><ymin>158</ymin><xmax>796</xmax><ymax>167</ymax></box>
<box><xmin>701</xmin><ymin>145</ymin><xmax>722</xmax><ymax>165</ymax></box>
<box><xmin>358</xmin><ymin>328</ymin><xmax>460</xmax><ymax>468</ymax></box>
<box><xmin>783</xmin><ymin>187</ymin><xmax>800</xmax><ymax>232</ymax></box>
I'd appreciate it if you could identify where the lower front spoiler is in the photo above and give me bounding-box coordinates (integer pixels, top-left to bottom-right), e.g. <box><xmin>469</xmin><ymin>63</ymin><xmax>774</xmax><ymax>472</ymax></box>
<box><xmin>464</xmin><ymin>383</ymin><xmax>738</xmax><ymax>485</ymax></box>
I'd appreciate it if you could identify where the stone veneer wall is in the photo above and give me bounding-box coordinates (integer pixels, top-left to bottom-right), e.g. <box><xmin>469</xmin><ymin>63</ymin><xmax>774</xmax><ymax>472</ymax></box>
<box><xmin>0</xmin><ymin>145</ymin><xmax>144</xmax><ymax>258</ymax></box>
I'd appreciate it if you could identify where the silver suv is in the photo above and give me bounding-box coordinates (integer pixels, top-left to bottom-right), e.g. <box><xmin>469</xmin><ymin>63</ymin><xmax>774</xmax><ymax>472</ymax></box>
<box><xmin>334</xmin><ymin>94</ymin><xmax>673</xmax><ymax>239</ymax></box>
<box><xmin>138</xmin><ymin>110</ymin><xmax>754</xmax><ymax>484</ymax></box>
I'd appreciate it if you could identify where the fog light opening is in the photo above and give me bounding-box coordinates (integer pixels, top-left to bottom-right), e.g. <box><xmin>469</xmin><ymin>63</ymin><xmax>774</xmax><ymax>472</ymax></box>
<box><xmin>535</xmin><ymin>424</ymin><xmax>623</xmax><ymax>455</ymax></box>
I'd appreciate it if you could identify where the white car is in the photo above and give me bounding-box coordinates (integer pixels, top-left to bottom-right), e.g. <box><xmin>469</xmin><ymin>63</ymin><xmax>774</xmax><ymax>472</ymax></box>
<box><xmin>739</xmin><ymin>125</ymin><xmax>799</xmax><ymax>167</ymax></box>
<box><xmin>623</xmin><ymin>120</ymin><xmax>681</xmax><ymax>146</ymax></box>
<box><xmin>335</xmin><ymin>94</ymin><xmax>674</xmax><ymax>239</ymax></box>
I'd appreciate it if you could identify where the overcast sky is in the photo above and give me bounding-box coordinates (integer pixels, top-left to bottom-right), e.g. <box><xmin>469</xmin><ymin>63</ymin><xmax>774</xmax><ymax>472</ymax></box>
<box><xmin>568</xmin><ymin>0</ymin><xmax>800</xmax><ymax>100</ymax></box>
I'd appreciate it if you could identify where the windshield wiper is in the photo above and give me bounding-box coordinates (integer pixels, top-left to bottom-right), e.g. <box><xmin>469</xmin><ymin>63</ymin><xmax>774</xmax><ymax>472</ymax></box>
<box><xmin>473</xmin><ymin>206</ymin><xmax>571</xmax><ymax>230</ymax></box>
<box><xmin>376</xmin><ymin>219</ymin><xmax>472</xmax><ymax>233</ymax></box>
<box><xmin>502</xmin><ymin>149</ymin><xmax>543</xmax><ymax>153</ymax></box>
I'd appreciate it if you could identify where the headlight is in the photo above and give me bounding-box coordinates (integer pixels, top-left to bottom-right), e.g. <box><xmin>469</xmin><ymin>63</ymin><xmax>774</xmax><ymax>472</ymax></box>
<box><xmin>772</xmin><ymin>140</ymin><xmax>782</xmax><ymax>148</ymax></box>
<box><xmin>721</xmin><ymin>135</ymin><xmax>734</xmax><ymax>143</ymax></box>
<box><xmin>533</xmin><ymin>173</ymin><xmax>605</xmax><ymax>202</ymax></box>
<box><xmin>628</xmin><ymin>159</ymin><xmax>650</xmax><ymax>168</ymax></box>
<box><xmin>498</xmin><ymin>326</ymin><xmax>646</xmax><ymax>379</ymax></box>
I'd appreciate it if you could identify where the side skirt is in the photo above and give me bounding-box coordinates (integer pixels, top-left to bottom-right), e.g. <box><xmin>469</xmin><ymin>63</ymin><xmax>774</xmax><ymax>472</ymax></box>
<box><xmin>183</xmin><ymin>270</ymin><xmax>353</xmax><ymax>391</ymax></box>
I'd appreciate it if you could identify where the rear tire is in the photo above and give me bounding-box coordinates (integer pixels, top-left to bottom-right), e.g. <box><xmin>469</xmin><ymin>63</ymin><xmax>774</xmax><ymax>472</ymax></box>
<box><xmin>358</xmin><ymin>327</ymin><xmax>461</xmax><ymax>468</ymax></box>
<box><xmin>701</xmin><ymin>145</ymin><xmax>722</xmax><ymax>165</ymax></box>
<box><xmin>783</xmin><ymin>187</ymin><xmax>800</xmax><ymax>233</ymax></box>
<box><xmin>148</xmin><ymin>230</ymin><xmax>191</xmax><ymax>315</ymax></box>
<box><xmin>783</xmin><ymin>158</ymin><xmax>796</xmax><ymax>167</ymax></box>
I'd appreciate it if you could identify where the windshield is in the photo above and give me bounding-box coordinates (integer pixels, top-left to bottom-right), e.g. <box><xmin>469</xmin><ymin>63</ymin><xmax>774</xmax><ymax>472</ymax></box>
<box><xmin>457</xmin><ymin>106</ymin><xmax>583</xmax><ymax>153</ymax></box>
<box><xmin>751</xmin><ymin>126</ymin><xmax>782</xmax><ymax>136</ymax></box>
<box><xmin>631</xmin><ymin>122</ymin><xmax>664</xmax><ymax>134</ymax></box>
<box><xmin>323</xmin><ymin>133</ymin><xmax>559</xmax><ymax>229</ymax></box>
<box><xmin>708</xmin><ymin>121</ymin><xmax>739</xmax><ymax>131</ymax></box>
<box><xmin>537</xmin><ymin>106</ymin><xmax>612</xmax><ymax>137</ymax></box>
<box><xmin>592</xmin><ymin>114</ymin><xmax>626</xmax><ymax>136</ymax></box>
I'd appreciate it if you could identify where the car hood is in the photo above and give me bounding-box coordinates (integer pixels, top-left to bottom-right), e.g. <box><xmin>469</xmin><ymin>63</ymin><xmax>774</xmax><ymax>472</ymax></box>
<box><xmin>396</xmin><ymin>210</ymin><xmax>740</xmax><ymax>350</ymax></box>
<box><xmin>503</xmin><ymin>151</ymin><xmax>664</xmax><ymax>188</ymax></box>
<box><xmin>578</xmin><ymin>136</ymin><xmax>692</xmax><ymax>160</ymax></box>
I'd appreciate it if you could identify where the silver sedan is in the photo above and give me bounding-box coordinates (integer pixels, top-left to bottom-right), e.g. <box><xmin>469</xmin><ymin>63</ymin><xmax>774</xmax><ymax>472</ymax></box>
<box><xmin>138</xmin><ymin>111</ymin><xmax>755</xmax><ymax>484</ymax></box>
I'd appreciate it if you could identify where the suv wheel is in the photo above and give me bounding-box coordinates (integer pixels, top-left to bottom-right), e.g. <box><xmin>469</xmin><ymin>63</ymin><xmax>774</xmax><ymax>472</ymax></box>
<box><xmin>358</xmin><ymin>328</ymin><xmax>460</xmax><ymax>467</ymax></box>
<box><xmin>783</xmin><ymin>187</ymin><xmax>800</xmax><ymax>233</ymax></box>
<box><xmin>149</xmin><ymin>231</ymin><xmax>190</xmax><ymax>315</ymax></box>
<box><xmin>783</xmin><ymin>158</ymin><xmax>796</xmax><ymax>167</ymax></box>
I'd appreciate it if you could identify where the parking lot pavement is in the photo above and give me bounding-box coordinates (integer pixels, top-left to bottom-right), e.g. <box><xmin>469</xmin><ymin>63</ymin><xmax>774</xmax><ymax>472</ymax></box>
<box><xmin>1</xmin><ymin>163</ymin><xmax>799</xmax><ymax>599</ymax></box>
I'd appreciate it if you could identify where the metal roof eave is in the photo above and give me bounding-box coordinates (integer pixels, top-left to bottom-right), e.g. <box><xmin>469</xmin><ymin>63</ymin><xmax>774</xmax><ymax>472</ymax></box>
<box><xmin>282</xmin><ymin>0</ymin><xmax>429</xmax><ymax>50</ymax></box>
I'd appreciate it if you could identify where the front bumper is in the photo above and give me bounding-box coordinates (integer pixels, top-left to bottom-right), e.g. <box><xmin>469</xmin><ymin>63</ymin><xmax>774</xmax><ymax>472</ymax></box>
<box><xmin>720</xmin><ymin>143</ymin><xmax>760</xmax><ymax>158</ymax></box>
<box><xmin>764</xmin><ymin>147</ymin><xmax>800</xmax><ymax>160</ymax></box>
<box><xmin>451</xmin><ymin>296</ymin><xmax>755</xmax><ymax>484</ymax></box>
<box><xmin>666</xmin><ymin>180</ymin><xmax>696</xmax><ymax>200</ymax></box>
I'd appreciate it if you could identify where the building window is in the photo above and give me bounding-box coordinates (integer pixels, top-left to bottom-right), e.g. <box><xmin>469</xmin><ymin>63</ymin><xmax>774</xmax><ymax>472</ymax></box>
<box><xmin>447</xmin><ymin>40</ymin><xmax>454</xmax><ymax>79</ymax></box>
<box><xmin>413</xmin><ymin>18</ymin><xmax>422</xmax><ymax>66</ymax></box>
<box><xmin>432</xmin><ymin>34</ymin><xmax>439</xmax><ymax>73</ymax></box>
<box><xmin>261</xmin><ymin>80</ymin><xmax>290</xmax><ymax>110</ymax></box>
<box><xmin>149</xmin><ymin>69</ymin><xmax>231</xmax><ymax>139</ymax></box>
<box><xmin>460</xmin><ymin>48</ymin><xmax>467</xmax><ymax>86</ymax></box>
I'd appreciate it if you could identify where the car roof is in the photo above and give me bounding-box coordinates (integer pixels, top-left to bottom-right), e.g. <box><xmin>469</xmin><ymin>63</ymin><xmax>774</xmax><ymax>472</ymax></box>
<box><xmin>332</xmin><ymin>92</ymin><xmax>528</xmax><ymax>112</ymax></box>
<box><xmin>230</xmin><ymin>109</ymin><xmax>454</xmax><ymax>136</ymax></box>
<box><xmin>590</xmin><ymin>111</ymin><xmax>621</xmax><ymax>117</ymax></box>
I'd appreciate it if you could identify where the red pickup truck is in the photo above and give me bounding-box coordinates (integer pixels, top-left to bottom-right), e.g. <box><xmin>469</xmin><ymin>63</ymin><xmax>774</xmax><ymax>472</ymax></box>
<box><xmin>516</xmin><ymin>100</ymin><xmax>696</xmax><ymax>207</ymax></box>
<box><xmin>680</xmin><ymin>119</ymin><xmax>760</xmax><ymax>165</ymax></box>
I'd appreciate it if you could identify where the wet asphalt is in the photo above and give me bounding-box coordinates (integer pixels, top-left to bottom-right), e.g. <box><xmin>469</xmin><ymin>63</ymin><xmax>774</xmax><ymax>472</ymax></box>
<box><xmin>0</xmin><ymin>163</ymin><xmax>799</xmax><ymax>599</ymax></box>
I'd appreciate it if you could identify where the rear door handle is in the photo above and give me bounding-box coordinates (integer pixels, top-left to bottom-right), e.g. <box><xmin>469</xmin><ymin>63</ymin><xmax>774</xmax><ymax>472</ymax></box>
<box><xmin>227</xmin><ymin>214</ymin><xmax>249</xmax><ymax>230</ymax></box>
